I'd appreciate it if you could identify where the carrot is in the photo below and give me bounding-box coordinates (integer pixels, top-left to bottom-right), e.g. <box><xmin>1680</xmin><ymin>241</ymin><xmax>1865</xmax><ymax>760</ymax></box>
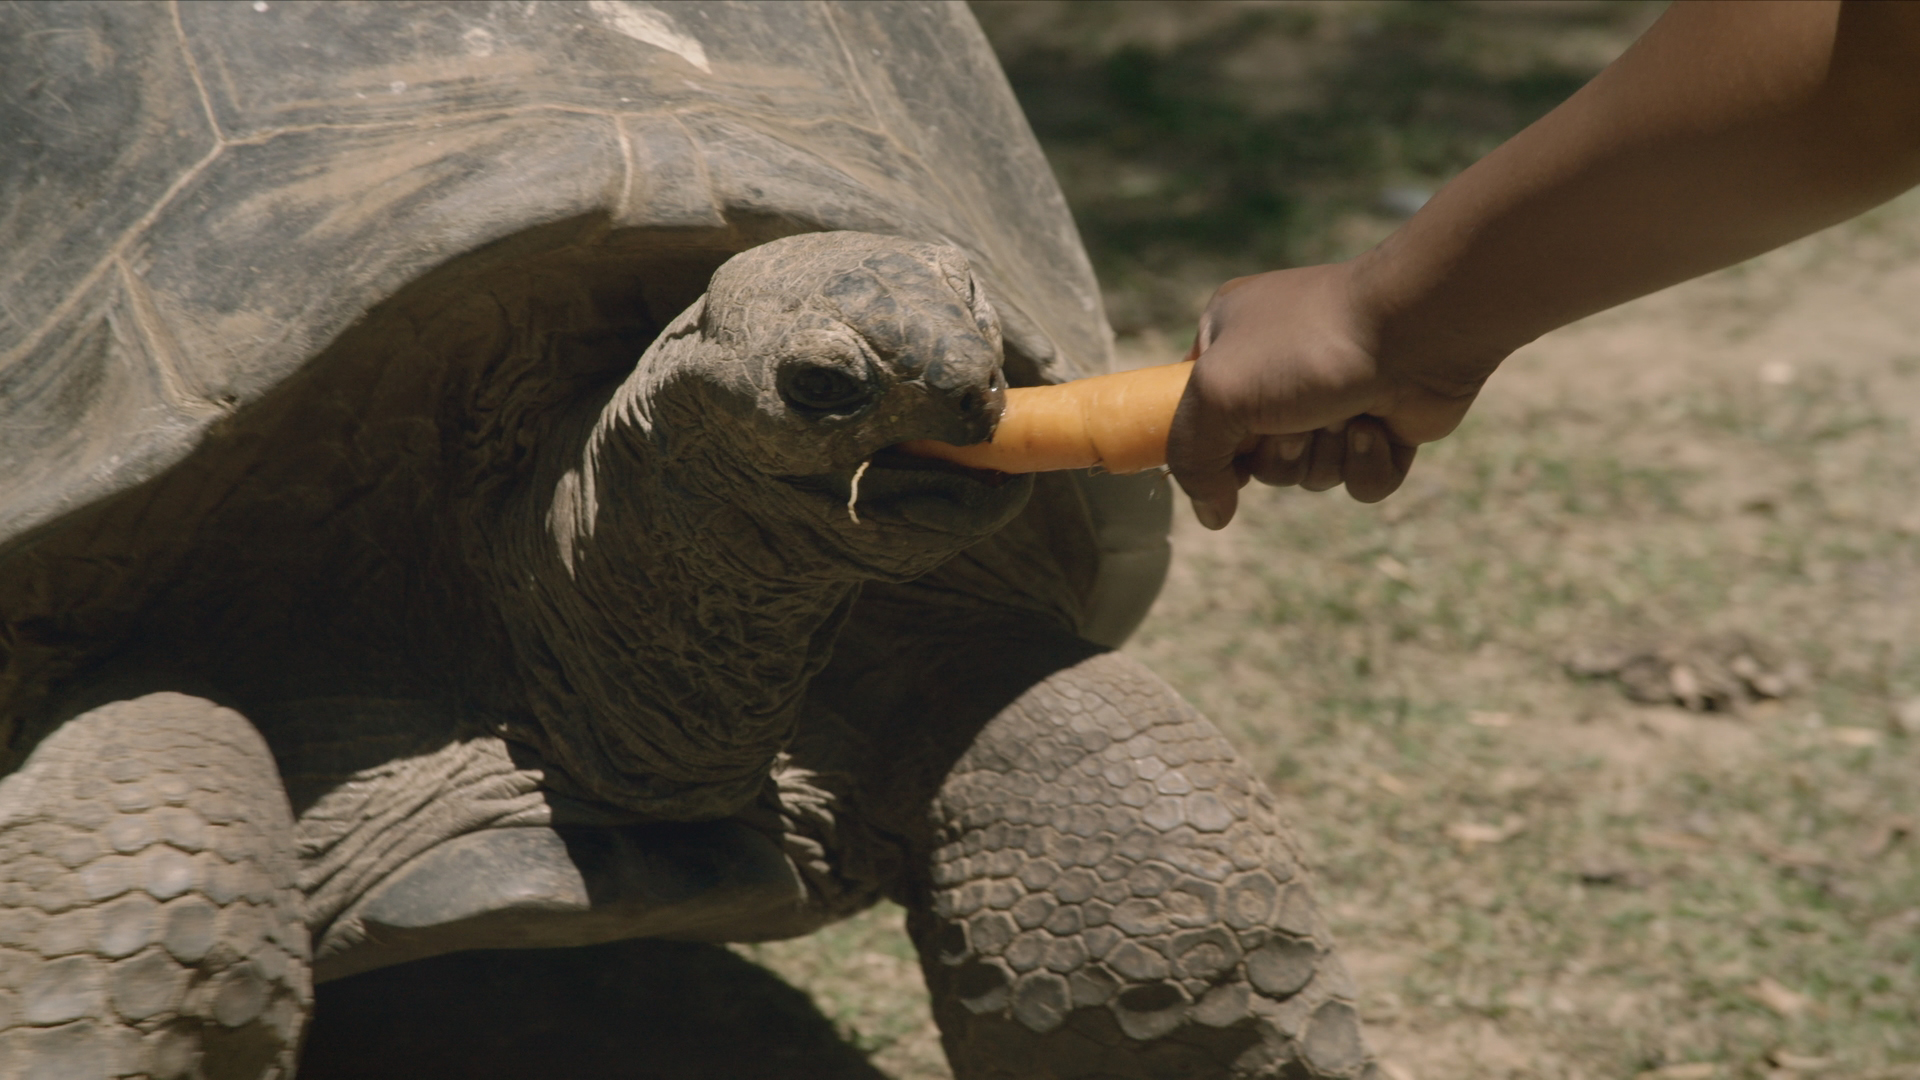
<box><xmin>899</xmin><ymin>361</ymin><xmax>1193</xmax><ymax>474</ymax></box>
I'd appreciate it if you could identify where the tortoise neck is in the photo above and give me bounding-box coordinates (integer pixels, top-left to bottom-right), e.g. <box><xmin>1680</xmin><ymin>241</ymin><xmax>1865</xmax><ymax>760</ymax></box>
<box><xmin>486</xmin><ymin>390</ymin><xmax>861</xmax><ymax>820</ymax></box>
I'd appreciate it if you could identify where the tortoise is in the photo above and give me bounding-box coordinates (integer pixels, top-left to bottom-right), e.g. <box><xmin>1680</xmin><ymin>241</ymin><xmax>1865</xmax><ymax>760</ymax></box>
<box><xmin>0</xmin><ymin>2</ymin><xmax>1377</xmax><ymax>1078</ymax></box>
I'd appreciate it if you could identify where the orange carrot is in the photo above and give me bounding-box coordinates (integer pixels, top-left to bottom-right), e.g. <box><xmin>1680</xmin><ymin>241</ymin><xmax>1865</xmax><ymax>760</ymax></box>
<box><xmin>900</xmin><ymin>361</ymin><xmax>1192</xmax><ymax>474</ymax></box>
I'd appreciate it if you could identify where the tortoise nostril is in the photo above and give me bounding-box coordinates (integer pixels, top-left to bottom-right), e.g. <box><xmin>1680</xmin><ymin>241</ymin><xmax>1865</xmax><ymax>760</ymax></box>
<box><xmin>950</xmin><ymin>376</ymin><xmax>1004</xmax><ymax>443</ymax></box>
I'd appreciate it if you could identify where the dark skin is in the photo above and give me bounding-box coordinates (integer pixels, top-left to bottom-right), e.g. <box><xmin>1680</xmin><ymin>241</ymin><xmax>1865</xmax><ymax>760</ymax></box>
<box><xmin>1168</xmin><ymin>0</ymin><xmax>1920</xmax><ymax>529</ymax></box>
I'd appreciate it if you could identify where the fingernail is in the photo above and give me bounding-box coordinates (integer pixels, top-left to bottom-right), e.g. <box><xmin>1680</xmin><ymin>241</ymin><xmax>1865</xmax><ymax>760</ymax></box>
<box><xmin>1352</xmin><ymin>429</ymin><xmax>1373</xmax><ymax>455</ymax></box>
<box><xmin>1279</xmin><ymin>436</ymin><xmax>1306</xmax><ymax>462</ymax></box>
<box><xmin>1193</xmin><ymin>500</ymin><xmax>1226</xmax><ymax>530</ymax></box>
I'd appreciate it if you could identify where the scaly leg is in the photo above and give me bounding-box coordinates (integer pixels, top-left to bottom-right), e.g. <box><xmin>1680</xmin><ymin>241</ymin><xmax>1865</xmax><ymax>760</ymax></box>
<box><xmin>908</xmin><ymin>648</ymin><xmax>1373</xmax><ymax>1079</ymax></box>
<box><xmin>815</xmin><ymin>595</ymin><xmax>1375</xmax><ymax>1080</ymax></box>
<box><xmin>0</xmin><ymin>693</ymin><xmax>310</xmax><ymax>1079</ymax></box>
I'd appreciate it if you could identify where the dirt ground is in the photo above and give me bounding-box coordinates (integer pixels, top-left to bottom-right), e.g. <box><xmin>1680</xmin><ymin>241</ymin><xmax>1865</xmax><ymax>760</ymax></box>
<box><xmin>739</xmin><ymin>5</ymin><xmax>1920</xmax><ymax>1079</ymax></box>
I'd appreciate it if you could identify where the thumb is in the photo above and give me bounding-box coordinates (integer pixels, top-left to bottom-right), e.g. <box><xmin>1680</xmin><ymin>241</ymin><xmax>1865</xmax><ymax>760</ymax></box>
<box><xmin>1167</xmin><ymin>380</ymin><xmax>1252</xmax><ymax>530</ymax></box>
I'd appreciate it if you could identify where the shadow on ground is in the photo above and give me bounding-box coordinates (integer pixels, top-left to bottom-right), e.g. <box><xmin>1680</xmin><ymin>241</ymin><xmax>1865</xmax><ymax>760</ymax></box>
<box><xmin>302</xmin><ymin>939</ymin><xmax>887</xmax><ymax>1080</ymax></box>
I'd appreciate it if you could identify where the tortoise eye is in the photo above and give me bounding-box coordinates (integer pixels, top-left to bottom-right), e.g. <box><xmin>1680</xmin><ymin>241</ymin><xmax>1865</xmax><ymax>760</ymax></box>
<box><xmin>780</xmin><ymin>364</ymin><xmax>869</xmax><ymax>413</ymax></box>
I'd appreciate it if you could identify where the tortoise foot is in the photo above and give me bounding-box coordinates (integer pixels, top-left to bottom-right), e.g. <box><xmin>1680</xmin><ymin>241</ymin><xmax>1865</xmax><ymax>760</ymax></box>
<box><xmin>0</xmin><ymin>694</ymin><xmax>309</xmax><ymax>1079</ymax></box>
<box><xmin>912</xmin><ymin>652</ymin><xmax>1374</xmax><ymax>1080</ymax></box>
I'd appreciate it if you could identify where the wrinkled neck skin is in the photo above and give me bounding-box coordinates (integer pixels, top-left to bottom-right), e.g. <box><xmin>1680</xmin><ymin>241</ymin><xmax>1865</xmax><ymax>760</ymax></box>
<box><xmin>480</xmin><ymin>319</ymin><xmax>937</xmax><ymax>821</ymax></box>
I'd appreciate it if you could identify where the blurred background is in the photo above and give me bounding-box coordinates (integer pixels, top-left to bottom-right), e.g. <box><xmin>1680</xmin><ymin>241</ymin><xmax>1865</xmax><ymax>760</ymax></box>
<box><xmin>736</xmin><ymin>4</ymin><xmax>1920</xmax><ymax>1079</ymax></box>
<box><xmin>972</xmin><ymin>0</ymin><xmax>1659</xmax><ymax>334</ymax></box>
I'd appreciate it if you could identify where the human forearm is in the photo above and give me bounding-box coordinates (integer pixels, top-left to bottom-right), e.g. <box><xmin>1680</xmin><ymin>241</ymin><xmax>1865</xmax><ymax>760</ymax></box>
<box><xmin>1356</xmin><ymin>0</ymin><xmax>1920</xmax><ymax>382</ymax></box>
<box><xmin>1168</xmin><ymin>0</ymin><xmax>1920</xmax><ymax>526</ymax></box>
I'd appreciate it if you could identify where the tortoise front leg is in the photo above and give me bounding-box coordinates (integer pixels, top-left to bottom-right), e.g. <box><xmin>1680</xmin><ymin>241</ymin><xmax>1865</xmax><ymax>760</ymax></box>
<box><xmin>0</xmin><ymin>693</ymin><xmax>310</xmax><ymax>1079</ymax></box>
<box><xmin>897</xmin><ymin>650</ymin><xmax>1373</xmax><ymax>1080</ymax></box>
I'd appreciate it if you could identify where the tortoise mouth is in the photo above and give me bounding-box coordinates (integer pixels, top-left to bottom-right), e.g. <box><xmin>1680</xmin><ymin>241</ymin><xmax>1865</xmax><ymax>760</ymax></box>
<box><xmin>785</xmin><ymin>446</ymin><xmax>1031</xmax><ymax>538</ymax></box>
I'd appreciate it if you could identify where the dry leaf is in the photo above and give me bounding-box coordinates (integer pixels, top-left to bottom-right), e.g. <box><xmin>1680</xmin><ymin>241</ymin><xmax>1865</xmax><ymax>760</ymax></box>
<box><xmin>1893</xmin><ymin>696</ymin><xmax>1920</xmax><ymax>736</ymax></box>
<box><xmin>1636</xmin><ymin>1064</ymin><xmax>1719</xmax><ymax>1080</ymax></box>
<box><xmin>1669</xmin><ymin>663</ymin><xmax>1705</xmax><ymax>710</ymax></box>
<box><xmin>1641</xmin><ymin>829</ymin><xmax>1714</xmax><ymax>854</ymax></box>
<box><xmin>1571</xmin><ymin>634</ymin><xmax>1804</xmax><ymax>710</ymax></box>
<box><xmin>1372</xmin><ymin>770</ymin><xmax>1410</xmax><ymax>796</ymax></box>
<box><xmin>1828</xmin><ymin>726</ymin><xmax>1882</xmax><ymax>748</ymax></box>
<box><xmin>1767</xmin><ymin>1051</ymin><xmax>1834</xmax><ymax>1071</ymax></box>
<box><xmin>1374</xmin><ymin>554</ymin><xmax>1413</xmax><ymax>584</ymax></box>
<box><xmin>1746</xmin><ymin>977</ymin><xmax>1812</xmax><ymax>1018</ymax></box>
<box><xmin>1467</xmin><ymin>710</ymin><xmax>1515</xmax><ymax>728</ymax></box>
<box><xmin>1578</xmin><ymin>865</ymin><xmax>1649</xmax><ymax>889</ymax></box>
<box><xmin>1447</xmin><ymin>816</ymin><xmax>1525</xmax><ymax>849</ymax></box>
<box><xmin>1860</xmin><ymin>817</ymin><xmax>1914</xmax><ymax>860</ymax></box>
<box><xmin>1491</xmin><ymin>766</ymin><xmax>1543</xmax><ymax>795</ymax></box>
<box><xmin>1753</xmin><ymin>843</ymin><xmax>1827</xmax><ymax>871</ymax></box>
<box><xmin>1449</xmin><ymin>822</ymin><xmax>1507</xmax><ymax>845</ymax></box>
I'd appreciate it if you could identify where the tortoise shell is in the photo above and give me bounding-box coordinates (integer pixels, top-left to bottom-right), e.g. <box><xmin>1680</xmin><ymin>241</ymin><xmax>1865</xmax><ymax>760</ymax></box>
<box><xmin>0</xmin><ymin>0</ymin><xmax>1171</xmax><ymax>745</ymax></box>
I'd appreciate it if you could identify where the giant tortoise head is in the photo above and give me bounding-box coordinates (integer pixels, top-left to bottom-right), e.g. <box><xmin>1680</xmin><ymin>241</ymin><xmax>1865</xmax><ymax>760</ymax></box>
<box><xmin>569</xmin><ymin>231</ymin><xmax>1028</xmax><ymax>579</ymax></box>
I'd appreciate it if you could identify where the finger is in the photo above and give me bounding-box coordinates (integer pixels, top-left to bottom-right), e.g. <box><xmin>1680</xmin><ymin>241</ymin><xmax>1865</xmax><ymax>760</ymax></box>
<box><xmin>1245</xmin><ymin>433</ymin><xmax>1310</xmax><ymax>488</ymax></box>
<box><xmin>1168</xmin><ymin>392</ymin><xmax>1251</xmax><ymax>531</ymax></box>
<box><xmin>1168</xmin><ymin>337</ymin><xmax>1267</xmax><ymax>529</ymax></box>
<box><xmin>1341</xmin><ymin>417</ymin><xmax>1414</xmax><ymax>503</ymax></box>
<box><xmin>1181</xmin><ymin>442</ymin><xmax>1254</xmax><ymax>530</ymax></box>
<box><xmin>1300</xmin><ymin>428</ymin><xmax>1347</xmax><ymax>492</ymax></box>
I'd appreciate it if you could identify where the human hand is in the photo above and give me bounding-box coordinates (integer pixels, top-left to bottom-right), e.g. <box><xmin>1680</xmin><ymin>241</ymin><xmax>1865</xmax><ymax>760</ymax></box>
<box><xmin>1166</xmin><ymin>262</ymin><xmax>1489</xmax><ymax>529</ymax></box>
